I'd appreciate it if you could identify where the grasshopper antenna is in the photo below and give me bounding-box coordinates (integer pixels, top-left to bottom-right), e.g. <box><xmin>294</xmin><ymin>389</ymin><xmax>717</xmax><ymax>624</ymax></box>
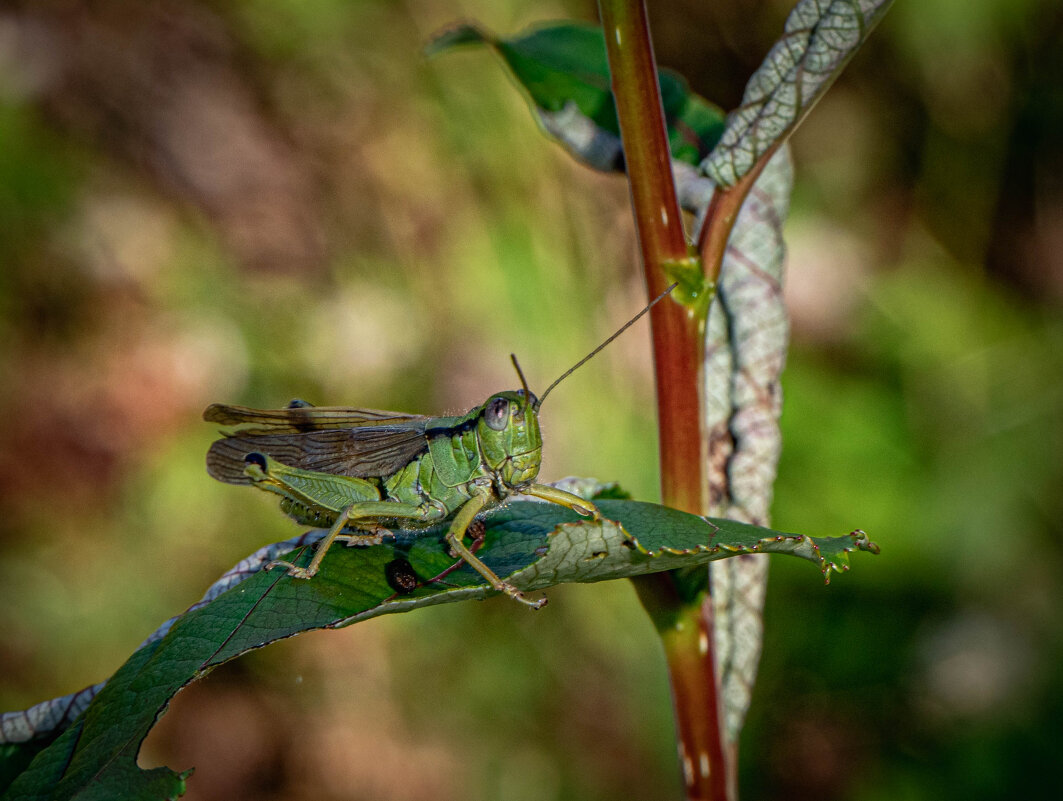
<box><xmin>536</xmin><ymin>282</ymin><xmax>678</xmax><ymax>409</ymax></box>
<box><xmin>509</xmin><ymin>353</ymin><xmax>533</xmax><ymax>413</ymax></box>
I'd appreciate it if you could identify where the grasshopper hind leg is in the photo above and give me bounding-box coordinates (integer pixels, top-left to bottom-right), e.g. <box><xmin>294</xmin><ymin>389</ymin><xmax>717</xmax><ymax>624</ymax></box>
<box><xmin>266</xmin><ymin>527</ymin><xmax>391</xmax><ymax>582</ymax></box>
<box><xmin>268</xmin><ymin>500</ymin><xmax>444</xmax><ymax>580</ymax></box>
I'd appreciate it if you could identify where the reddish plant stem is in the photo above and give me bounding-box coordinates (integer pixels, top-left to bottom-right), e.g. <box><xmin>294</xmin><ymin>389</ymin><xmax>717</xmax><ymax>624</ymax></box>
<box><xmin>598</xmin><ymin>0</ymin><xmax>704</xmax><ymax>515</ymax></box>
<box><xmin>633</xmin><ymin>576</ymin><xmax>731</xmax><ymax>801</ymax></box>
<box><xmin>598</xmin><ymin>2</ymin><xmax>730</xmax><ymax>800</ymax></box>
<box><xmin>663</xmin><ymin>601</ymin><xmax>730</xmax><ymax>801</ymax></box>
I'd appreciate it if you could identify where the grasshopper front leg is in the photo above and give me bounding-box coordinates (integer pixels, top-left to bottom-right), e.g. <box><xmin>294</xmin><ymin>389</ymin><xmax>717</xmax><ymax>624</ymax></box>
<box><xmin>445</xmin><ymin>490</ymin><xmax>546</xmax><ymax>609</ymax></box>
<box><xmin>438</xmin><ymin>483</ymin><xmax>600</xmax><ymax>609</ymax></box>
<box><xmin>523</xmin><ymin>483</ymin><xmax>601</xmax><ymax>520</ymax></box>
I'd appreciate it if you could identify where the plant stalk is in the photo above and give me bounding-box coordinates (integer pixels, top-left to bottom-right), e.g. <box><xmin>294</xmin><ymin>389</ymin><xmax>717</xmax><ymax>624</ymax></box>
<box><xmin>597</xmin><ymin>1</ymin><xmax>731</xmax><ymax>799</ymax></box>
<box><xmin>597</xmin><ymin>0</ymin><xmax>704</xmax><ymax>514</ymax></box>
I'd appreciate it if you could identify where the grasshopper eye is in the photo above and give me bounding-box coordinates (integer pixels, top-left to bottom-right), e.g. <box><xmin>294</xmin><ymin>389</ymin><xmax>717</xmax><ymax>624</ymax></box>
<box><xmin>485</xmin><ymin>397</ymin><xmax>509</xmax><ymax>431</ymax></box>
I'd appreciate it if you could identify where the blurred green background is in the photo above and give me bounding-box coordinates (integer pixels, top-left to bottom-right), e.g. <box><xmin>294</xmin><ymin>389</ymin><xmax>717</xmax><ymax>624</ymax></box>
<box><xmin>2</xmin><ymin>0</ymin><xmax>1061</xmax><ymax>799</ymax></box>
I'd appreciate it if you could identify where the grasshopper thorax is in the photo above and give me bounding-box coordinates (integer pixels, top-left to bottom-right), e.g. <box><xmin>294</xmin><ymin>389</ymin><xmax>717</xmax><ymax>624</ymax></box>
<box><xmin>476</xmin><ymin>389</ymin><xmax>542</xmax><ymax>488</ymax></box>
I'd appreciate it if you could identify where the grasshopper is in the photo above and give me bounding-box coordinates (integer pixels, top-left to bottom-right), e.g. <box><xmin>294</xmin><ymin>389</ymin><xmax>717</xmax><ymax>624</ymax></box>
<box><xmin>205</xmin><ymin>285</ymin><xmax>674</xmax><ymax>608</ymax></box>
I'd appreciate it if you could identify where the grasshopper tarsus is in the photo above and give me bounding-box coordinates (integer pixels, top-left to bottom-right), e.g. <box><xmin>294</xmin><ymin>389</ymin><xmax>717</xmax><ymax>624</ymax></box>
<box><xmin>264</xmin><ymin>558</ymin><xmax>315</xmax><ymax>579</ymax></box>
<box><xmin>496</xmin><ymin>580</ymin><xmax>546</xmax><ymax>609</ymax></box>
<box><xmin>514</xmin><ymin>590</ymin><xmax>548</xmax><ymax>607</ymax></box>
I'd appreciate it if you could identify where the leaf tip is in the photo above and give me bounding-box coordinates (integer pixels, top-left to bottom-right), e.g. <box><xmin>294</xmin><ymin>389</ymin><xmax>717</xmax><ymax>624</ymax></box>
<box><xmin>849</xmin><ymin>529</ymin><xmax>880</xmax><ymax>555</ymax></box>
<box><xmin>424</xmin><ymin>22</ymin><xmax>493</xmax><ymax>58</ymax></box>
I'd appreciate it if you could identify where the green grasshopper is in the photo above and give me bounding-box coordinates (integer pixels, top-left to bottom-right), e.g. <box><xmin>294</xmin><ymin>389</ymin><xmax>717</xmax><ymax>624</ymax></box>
<box><xmin>205</xmin><ymin>285</ymin><xmax>674</xmax><ymax>608</ymax></box>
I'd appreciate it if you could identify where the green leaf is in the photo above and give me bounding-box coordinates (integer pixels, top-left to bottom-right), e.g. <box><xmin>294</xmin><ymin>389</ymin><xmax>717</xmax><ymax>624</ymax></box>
<box><xmin>703</xmin><ymin>0</ymin><xmax>894</xmax><ymax>187</ymax></box>
<box><xmin>1</xmin><ymin>499</ymin><xmax>875</xmax><ymax>800</ymax></box>
<box><xmin>427</xmin><ymin>21</ymin><xmax>726</xmax><ymax>172</ymax></box>
<box><xmin>0</xmin><ymin>745</ymin><xmax>53</xmax><ymax>800</ymax></box>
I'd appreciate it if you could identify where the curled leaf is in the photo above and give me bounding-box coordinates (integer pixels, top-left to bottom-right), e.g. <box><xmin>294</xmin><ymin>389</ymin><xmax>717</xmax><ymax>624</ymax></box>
<box><xmin>703</xmin><ymin>0</ymin><xmax>894</xmax><ymax>187</ymax></box>
<box><xmin>705</xmin><ymin>146</ymin><xmax>794</xmax><ymax>743</ymax></box>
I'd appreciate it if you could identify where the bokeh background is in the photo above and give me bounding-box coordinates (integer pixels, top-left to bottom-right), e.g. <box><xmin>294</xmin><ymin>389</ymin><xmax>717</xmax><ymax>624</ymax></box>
<box><xmin>2</xmin><ymin>1</ymin><xmax>1061</xmax><ymax>799</ymax></box>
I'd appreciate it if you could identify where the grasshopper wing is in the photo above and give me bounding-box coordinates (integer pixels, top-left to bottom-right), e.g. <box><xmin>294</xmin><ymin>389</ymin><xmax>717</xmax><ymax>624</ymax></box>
<box><xmin>204</xmin><ymin>403</ymin><xmax>423</xmax><ymax>431</ymax></box>
<box><xmin>205</xmin><ymin>404</ymin><xmax>430</xmax><ymax>484</ymax></box>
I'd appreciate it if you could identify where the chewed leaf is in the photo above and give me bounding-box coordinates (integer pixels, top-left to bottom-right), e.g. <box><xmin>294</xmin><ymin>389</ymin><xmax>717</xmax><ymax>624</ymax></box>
<box><xmin>0</xmin><ymin>498</ymin><xmax>875</xmax><ymax>800</ymax></box>
<box><xmin>703</xmin><ymin>0</ymin><xmax>893</xmax><ymax>187</ymax></box>
<box><xmin>427</xmin><ymin>21</ymin><xmax>725</xmax><ymax>172</ymax></box>
<box><xmin>596</xmin><ymin>500</ymin><xmax>877</xmax><ymax>580</ymax></box>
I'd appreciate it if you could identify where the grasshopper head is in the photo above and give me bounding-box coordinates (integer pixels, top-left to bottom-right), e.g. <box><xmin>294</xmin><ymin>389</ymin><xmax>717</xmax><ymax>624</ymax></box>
<box><xmin>477</xmin><ymin>389</ymin><xmax>542</xmax><ymax>488</ymax></box>
<box><xmin>477</xmin><ymin>285</ymin><xmax>676</xmax><ymax>491</ymax></box>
